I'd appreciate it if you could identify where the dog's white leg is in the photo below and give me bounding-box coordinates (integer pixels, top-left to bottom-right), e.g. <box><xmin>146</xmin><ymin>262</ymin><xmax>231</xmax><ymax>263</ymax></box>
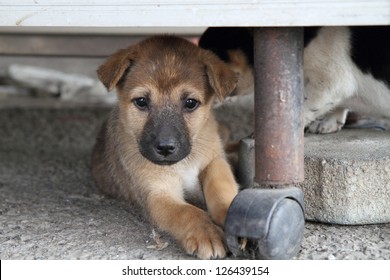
<box><xmin>303</xmin><ymin>27</ymin><xmax>357</xmax><ymax>127</ymax></box>
<box><xmin>306</xmin><ymin>107</ymin><xmax>349</xmax><ymax>134</ymax></box>
<box><xmin>342</xmin><ymin>70</ymin><xmax>390</xmax><ymax>120</ymax></box>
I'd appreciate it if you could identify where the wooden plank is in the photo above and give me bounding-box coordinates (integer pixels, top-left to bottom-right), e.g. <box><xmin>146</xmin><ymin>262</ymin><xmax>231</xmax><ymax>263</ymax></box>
<box><xmin>0</xmin><ymin>34</ymin><xmax>198</xmax><ymax>56</ymax></box>
<box><xmin>0</xmin><ymin>1</ymin><xmax>389</xmax><ymax>29</ymax></box>
<box><xmin>0</xmin><ymin>34</ymin><xmax>144</xmax><ymax>56</ymax></box>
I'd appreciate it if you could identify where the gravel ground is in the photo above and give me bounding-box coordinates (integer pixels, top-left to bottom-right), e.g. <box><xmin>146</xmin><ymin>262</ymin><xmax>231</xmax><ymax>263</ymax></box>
<box><xmin>0</xmin><ymin>100</ymin><xmax>389</xmax><ymax>260</ymax></box>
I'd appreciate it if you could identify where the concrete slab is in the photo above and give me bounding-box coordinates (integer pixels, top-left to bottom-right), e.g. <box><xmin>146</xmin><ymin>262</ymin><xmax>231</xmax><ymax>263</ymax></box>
<box><xmin>302</xmin><ymin>130</ymin><xmax>390</xmax><ymax>225</ymax></box>
<box><xmin>237</xmin><ymin>130</ymin><xmax>390</xmax><ymax>225</ymax></box>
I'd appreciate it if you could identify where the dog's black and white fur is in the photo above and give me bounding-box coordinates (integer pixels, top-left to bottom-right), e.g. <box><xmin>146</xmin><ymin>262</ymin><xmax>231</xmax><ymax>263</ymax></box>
<box><xmin>199</xmin><ymin>27</ymin><xmax>390</xmax><ymax>133</ymax></box>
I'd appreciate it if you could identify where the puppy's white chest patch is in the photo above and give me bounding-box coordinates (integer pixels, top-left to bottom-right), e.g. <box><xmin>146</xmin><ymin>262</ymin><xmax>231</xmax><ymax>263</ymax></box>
<box><xmin>179</xmin><ymin>166</ymin><xmax>201</xmax><ymax>193</ymax></box>
<box><xmin>175</xmin><ymin>163</ymin><xmax>205</xmax><ymax>204</ymax></box>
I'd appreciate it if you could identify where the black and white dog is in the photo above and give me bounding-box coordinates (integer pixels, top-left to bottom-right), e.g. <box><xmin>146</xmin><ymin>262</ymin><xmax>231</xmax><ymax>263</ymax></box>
<box><xmin>199</xmin><ymin>27</ymin><xmax>389</xmax><ymax>133</ymax></box>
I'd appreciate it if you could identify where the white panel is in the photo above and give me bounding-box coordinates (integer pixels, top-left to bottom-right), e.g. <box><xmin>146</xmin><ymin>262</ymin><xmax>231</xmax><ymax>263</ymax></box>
<box><xmin>0</xmin><ymin>1</ymin><xmax>389</xmax><ymax>28</ymax></box>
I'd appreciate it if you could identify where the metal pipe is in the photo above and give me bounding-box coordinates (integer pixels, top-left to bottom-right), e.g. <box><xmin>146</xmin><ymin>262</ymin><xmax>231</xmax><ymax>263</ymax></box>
<box><xmin>253</xmin><ymin>27</ymin><xmax>304</xmax><ymax>185</ymax></box>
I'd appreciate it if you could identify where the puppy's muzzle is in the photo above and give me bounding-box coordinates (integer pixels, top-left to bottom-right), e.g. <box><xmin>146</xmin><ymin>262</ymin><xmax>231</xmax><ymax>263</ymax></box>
<box><xmin>139</xmin><ymin>110</ymin><xmax>191</xmax><ymax>165</ymax></box>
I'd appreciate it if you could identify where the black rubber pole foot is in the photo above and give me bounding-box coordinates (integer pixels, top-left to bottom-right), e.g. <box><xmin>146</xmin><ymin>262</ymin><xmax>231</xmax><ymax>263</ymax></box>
<box><xmin>224</xmin><ymin>187</ymin><xmax>305</xmax><ymax>259</ymax></box>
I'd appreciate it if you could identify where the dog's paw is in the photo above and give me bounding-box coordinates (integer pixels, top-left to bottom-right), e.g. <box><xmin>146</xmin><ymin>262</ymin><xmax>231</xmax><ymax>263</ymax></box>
<box><xmin>306</xmin><ymin>119</ymin><xmax>342</xmax><ymax>134</ymax></box>
<box><xmin>181</xmin><ymin>217</ymin><xmax>226</xmax><ymax>259</ymax></box>
<box><xmin>306</xmin><ymin>108</ymin><xmax>348</xmax><ymax>134</ymax></box>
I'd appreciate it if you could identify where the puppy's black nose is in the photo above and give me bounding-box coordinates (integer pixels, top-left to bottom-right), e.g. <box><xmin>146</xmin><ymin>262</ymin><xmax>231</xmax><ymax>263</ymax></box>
<box><xmin>155</xmin><ymin>140</ymin><xmax>177</xmax><ymax>157</ymax></box>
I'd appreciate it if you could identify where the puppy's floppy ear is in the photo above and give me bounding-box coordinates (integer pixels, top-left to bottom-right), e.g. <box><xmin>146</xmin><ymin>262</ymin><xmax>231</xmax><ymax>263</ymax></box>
<box><xmin>97</xmin><ymin>47</ymin><xmax>135</xmax><ymax>91</ymax></box>
<box><xmin>202</xmin><ymin>50</ymin><xmax>238</xmax><ymax>101</ymax></box>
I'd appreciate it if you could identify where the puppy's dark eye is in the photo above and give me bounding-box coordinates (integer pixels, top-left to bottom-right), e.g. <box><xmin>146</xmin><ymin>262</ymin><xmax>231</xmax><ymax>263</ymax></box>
<box><xmin>184</xmin><ymin>98</ymin><xmax>199</xmax><ymax>112</ymax></box>
<box><xmin>133</xmin><ymin>97</ymin><xmax>149</xmax><ymax>110</ymax></box>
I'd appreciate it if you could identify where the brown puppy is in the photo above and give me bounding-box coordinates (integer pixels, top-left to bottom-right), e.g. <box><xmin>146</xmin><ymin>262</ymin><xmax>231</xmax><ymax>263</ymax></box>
<box><xmin>91</xmin><ymin>36</ymin><xmax>239</xmax><ymax>259</ymax></box>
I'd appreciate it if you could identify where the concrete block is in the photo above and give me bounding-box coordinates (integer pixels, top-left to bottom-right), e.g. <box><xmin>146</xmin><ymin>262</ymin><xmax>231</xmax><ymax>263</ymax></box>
<box><xmin>237</xmin><ymin>129</ymin><xmax>390</xmax><ymax>225</ymax></box>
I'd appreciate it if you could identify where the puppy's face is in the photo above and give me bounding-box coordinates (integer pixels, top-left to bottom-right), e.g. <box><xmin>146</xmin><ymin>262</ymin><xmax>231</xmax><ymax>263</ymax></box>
<box><xmin>97</xmin><ymin>36</ymin><xmax>236</xmax><ymax>165</ymax></box>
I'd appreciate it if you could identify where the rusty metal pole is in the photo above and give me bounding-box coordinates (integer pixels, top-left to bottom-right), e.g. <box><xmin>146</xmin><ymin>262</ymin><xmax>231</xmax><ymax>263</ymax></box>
<box><xmin>225</xmin><ymin>28</ymin><xmax>306</xmax><ymax>258</ymax></box>
<box><xmin>253</xmin><ymin>27</ymin><xmax>304</xmax><ymax>186</ymax></box>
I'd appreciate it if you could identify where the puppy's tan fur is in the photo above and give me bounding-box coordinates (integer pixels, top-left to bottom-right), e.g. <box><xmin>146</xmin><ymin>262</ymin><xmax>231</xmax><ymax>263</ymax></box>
<box><xmin>91</xmin><ymin>36</ymin><xmax>239</xmax><ymax>259</ymax></box>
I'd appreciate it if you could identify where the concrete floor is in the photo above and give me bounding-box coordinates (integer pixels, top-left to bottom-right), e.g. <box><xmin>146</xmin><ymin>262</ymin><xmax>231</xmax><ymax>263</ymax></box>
<box><xmin>0</xmin><ymin>98</ymin><xmax>389</xmax><ymax>260</ymax></box>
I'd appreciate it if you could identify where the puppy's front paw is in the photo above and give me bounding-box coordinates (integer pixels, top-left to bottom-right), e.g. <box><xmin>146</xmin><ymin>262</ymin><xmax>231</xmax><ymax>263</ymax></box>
<box><xmin>149</xmin><ymin>198</ymin><xmax>227</xmax><ymax>259</ymax></box>
<box><xmin>181</xmin><ymin>215</ymin><xmax>226</xmax><ymax>259</ymax></box>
